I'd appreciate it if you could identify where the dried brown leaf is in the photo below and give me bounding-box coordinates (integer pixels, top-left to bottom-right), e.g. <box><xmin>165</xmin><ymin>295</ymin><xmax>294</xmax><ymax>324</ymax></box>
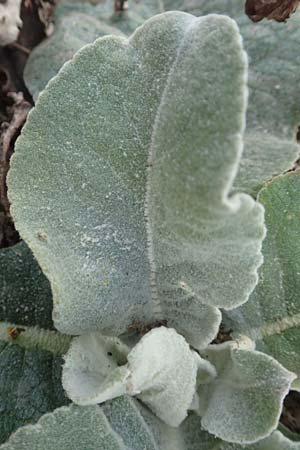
<box><xmin>245</xmin><ymin>0</ymin><xmax>299</xmax><ymax>22</ymax></box>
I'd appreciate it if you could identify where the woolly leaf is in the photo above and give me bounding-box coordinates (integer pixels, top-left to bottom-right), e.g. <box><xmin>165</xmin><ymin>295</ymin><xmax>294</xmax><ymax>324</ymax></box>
<box><xmin>0</xmin><ymin>404</ymin><xmax>124</xmax><ymax>450</ymax></box>
<box><xmin>224</xmin><ymin>173</ymin><xmax>300</xmax><ymax>377</ymax></box>
<box><xmin>9</xmin><ymin>12</ymin><xmax>264</xmax><ymax>351</ymax></box>
<box><xmin>0</xmin><ymin>398</ymin><xmax>221</xmax><ymax>450</ymax></box>
<box><xmin>62</xmin><ymin>327</ymin><xmax>215</xmax><ymax>427</ymax></box>
<box><xmin>199</xmin><ymin>342</ymin><xmax>296</xmax><ymax>444</ymax></box>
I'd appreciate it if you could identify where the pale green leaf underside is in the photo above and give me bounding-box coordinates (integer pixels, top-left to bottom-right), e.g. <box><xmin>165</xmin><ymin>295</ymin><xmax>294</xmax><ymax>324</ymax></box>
<box><xmin>0</xmin><ymin>340</ymin><xmax>68</xmax><ymax>445</ymax></box>
<box><xmin>164</xmin><ymin>0</ymin><xmax>300</xmax><ymax>196</ymax></box>
<box><xmin>1</xmin><ymin>399</ymin><xmax>215</xmax><ymax>450</ymax></box>
<box><xmin>63</xmin><ymin>328</ymin><xmax>215</xmax><ymax>427</ymax></box>
<box><xmin>24</xmin><ymin>12</ymin><xmax>125</xmax><ymax>101</ymax></box>
<box><xmin>0</xmin><ymin>242</ymin><xmax>53</xmax><ymax>329</ymax></box>
<box><xmin>9</xmin><ymin>12</ymin><xmax>264</xmax><ymax>348</ymax></box>
<box><xmin>199</xmin><ymin>343</ymin><xmax>296</xmax><ymax>444</ymax></box>
<box><xmin>224</xmin><ymin>173</ymin><xmax>300</xmax><ymax>376</ymax></box>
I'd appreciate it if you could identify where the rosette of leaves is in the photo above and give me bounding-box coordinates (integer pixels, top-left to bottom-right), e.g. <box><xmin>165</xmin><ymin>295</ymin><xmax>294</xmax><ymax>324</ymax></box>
<box><xmin>1</xmin><ymin>1</ymin><xmax>300</xmax><ymax>450</ymax></box>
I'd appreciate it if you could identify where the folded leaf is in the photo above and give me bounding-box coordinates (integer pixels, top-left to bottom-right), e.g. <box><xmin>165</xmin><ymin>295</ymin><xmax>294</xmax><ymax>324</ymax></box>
<box><xmin>9</xmin><ymin>12</ymin><xmax>264</xmax><ymax>350</ymax></box>
<box><xmin>199</xmin><ymin>342</ymin><xmax>296</xmax><ymax>444</ymax></box>
<box><xmin>24</xmin><ymin>12</ymin><xmax>125</xmax><ymax>101</ymax></box>
<box><xmin>63</xmin><ymin>327</ymin><xmax>215</xmax><ymax>426</ymax></box>
<box><xmin>162</xmin><ymin>0</ymin><xmax>300</xmax><ymax>196</ymax></box>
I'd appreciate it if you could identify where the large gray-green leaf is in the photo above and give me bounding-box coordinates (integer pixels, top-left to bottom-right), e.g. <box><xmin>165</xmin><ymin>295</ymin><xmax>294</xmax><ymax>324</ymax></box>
<box><xmin>26</xmin><ymin>0</ymin><xmax>300</xmax><ymax>194</ymax></box>
<box><xmin>162</xmin><ymin>0</ymin><xmax>300</xmax><ymax>196</ymax></box>
<box><xmin>24</xmin><ymin>12</ymin><xmax>125</xmax><ymax>101</ymax></box>
<box><xmin>224</xmin><ymin>173</ymin><xmax>300</xmax><ymax>376</ymax></box>
<box><xmin>0</xmin><ymin>340</ymin><xmax>69</xmax><ymax>445</ymax></box>
<box><xmin>0</xmin><ymin>242</ymin><xmax>53</xmax><ymax>329</ymax></box>
<box><xmin>198</xmin><ymin>343</ymin><xmax>296</xmax><ymax>444</ymax></box>
<box><xmin>8</xmin><ymin>12</ymin><xmax>264</xmax><ymax>350</ymax></box>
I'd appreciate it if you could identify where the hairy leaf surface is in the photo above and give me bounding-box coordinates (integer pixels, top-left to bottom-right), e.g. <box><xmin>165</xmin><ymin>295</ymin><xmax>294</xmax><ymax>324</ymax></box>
<box><xmin>0</xmin><ymin>242</ymin><xmax>53</xmax><ymax>329</ymax></box>
<box><xmin>9</xmin><ymin>12</ymin><xmax>264</xmax><ymax>349</ymax></box>
<box><xmin>0</xmin><ymin>341</ymin><xmax>68</xmax><ymax>445</ymax></box>
<box><xmin>62</xmin><ymin>327</ymin><xmax>215</xmax><ymax>426</ymax></box>
<box><xmin>224</xmin><ymin>173</ymin><xmax>300</xmax><ymax>376</ymax></box>
<box><xmin>199</xmin><ymin>343</ymin><xmax>296</xmax><ymax>444</ymax></box>
<box><xmin>162</xmin><ymin>0</ymin><xmax>300</xmax><ymax>196</ymax></box>
<box><xmin>0</xmin><ymin>404</ymin><xmax>123</xmax><ymax>450</ymax></box>
<box><xmin>2</xmin><ymin>397</ymin><xmax>298</xmax><ymax>450</ymax></box>
<box><xmin>24</xmin><ymin>0</ymin><xmax>300</xmax><ymax>196</ymax></box>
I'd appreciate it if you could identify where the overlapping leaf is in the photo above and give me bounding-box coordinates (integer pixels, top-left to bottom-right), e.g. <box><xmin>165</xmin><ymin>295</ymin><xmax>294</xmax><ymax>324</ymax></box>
<box><xmin>224</xmin><ymin>173</ymin><xmax>300</xmax><ymax>377</ymax></box>
<box><xmin>62</xmin><ymin>327</ymin><xmax>216</xmax><ymax>426</ymax></box>
<box><xmin>9</xmin><ymin>12</ymin><xmax>264</xmax><ymax>351</ymax></box>
<box><xmin>1</xmin><ymin>396</ymin><xmax>298</xmax><ymax>450</ymax></box>
<box><xmin>162</xmin><ymin>0</ymin><xmax>300</xmax><ymax>196</ymax></box>
<box><xmin>0</xmin><ymin>242</ymin><xmax>53</xmax><ymax>329</ymax></box>
<box><xmin>198</xmin><ymin>342</ymin><xmax>296</xmax><ymax>444</ymax></box>
<box><xmin>24</xmin><ymin>12</ymin><xmax>125</xmax><ymax>101</ymax></box>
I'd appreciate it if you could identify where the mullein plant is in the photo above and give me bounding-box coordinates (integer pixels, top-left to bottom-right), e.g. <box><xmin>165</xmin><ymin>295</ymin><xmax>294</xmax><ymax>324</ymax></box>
<box><xmin>0</xmin><ymin>1</ymin><xmax>300</xmax><ymax>449</ymax></box>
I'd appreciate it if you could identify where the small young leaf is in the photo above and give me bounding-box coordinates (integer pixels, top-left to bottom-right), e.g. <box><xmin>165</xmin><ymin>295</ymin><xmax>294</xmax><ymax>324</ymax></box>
<box><xmin>199</xmin><ymin>342</ymin><xmax>296</xmax><ymax>444</ymax></box>
<box><xmin>63</xmin><ymin>327</ymin><xmax>215</xmax><ymax>426</ymax></box>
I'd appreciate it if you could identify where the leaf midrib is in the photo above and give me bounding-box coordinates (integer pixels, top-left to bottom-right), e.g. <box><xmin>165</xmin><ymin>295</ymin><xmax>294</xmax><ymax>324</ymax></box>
<box><xmin>143</xmin><ymin>15</ymin><xmax>199</xmax><ymax>319</ymax></box>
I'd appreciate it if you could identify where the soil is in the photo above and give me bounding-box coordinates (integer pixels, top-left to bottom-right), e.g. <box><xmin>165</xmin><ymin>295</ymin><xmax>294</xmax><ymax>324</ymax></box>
<box><xmin>281</xmin><ymin>391</ymin><xmax>300</xmax><ymax>434</ymax></box>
